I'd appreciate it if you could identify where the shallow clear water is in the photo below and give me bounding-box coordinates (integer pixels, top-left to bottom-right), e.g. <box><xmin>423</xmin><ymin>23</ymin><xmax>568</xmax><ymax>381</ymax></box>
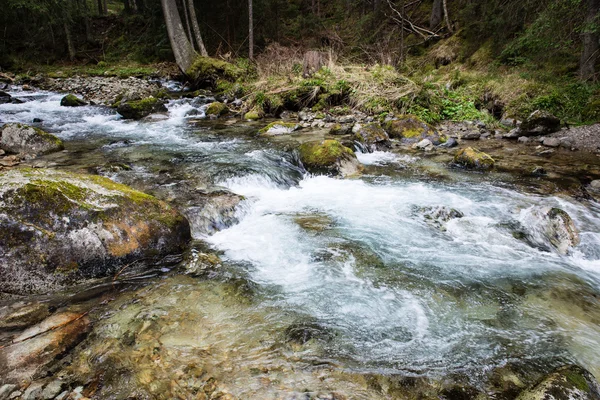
<box><xmin>2</xmin><ymin>87</ymin><xmax>600</xmax><ymax>394</ymax></box>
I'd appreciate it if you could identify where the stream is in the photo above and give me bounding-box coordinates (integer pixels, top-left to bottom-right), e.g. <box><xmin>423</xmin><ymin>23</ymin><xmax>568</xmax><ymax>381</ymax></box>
<box><xmin>2</xmin><ymin>87</ymin><xmax>600</xmax><ymax>398</ymax></box>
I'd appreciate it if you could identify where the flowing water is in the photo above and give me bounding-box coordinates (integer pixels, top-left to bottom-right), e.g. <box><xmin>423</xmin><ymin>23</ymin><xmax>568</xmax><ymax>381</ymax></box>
<box><xmin>2</xmin><ymin>87</ymin><xmax>600</xmax><ymax>398</ymax></box>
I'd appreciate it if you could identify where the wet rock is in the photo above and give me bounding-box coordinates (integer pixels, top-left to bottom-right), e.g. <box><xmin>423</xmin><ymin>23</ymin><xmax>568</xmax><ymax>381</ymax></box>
<box><xmin>413</xmin><ymin>138</ymin><xmax>434</xmax><ymax>151</ymax></box>
<box><xmin>519</xmin><ymin>110</ymin><xmax>561</xmax><ymax>136</ymax></box>
<box><xmin>516</xmin><ymin>365</ymin><xmax>600</xmax><ymax>400</ymax></box>
<box><xmin>0</xmin><ymin>91</ymin><xmax>12</xmax><ymax>104</ymax></box>
<box><xmin>352</xmin><ymin>123</ymin><xmax>390</xmax><ymax>152</ymax></box>
<box><xmin>439</xmin><ymin>385</ymin><xmax>481</xmax><ymax>400</ymax></box>
<box><xmin>244</xmin><ymin>109</ymin><xmax>261</xmax><ymax>120</ymax></box>
<box><xmin>505</xmin><ymin>129</ymin><xmax>521</xmax><ymax>139</ymax></box>
<box><xmin>116</xmin><ymin>97</ymin><xmax>167</xmax><ymax>120</ymax></box>
<box><xmin>185</xmin><ymin>251</ymin><xmax>222</xmax><ymax>276</ymax></box>
<box><xmin>205</xmin><ymin>102</ymin><xmax>229</xmax><ymax>117</ymax></box>
<box><xmin>0</xmin><ymin>123</ymin><xmax>64</xmax><ymax>156</ymax></box>
<box><xmin>439</xmin><ymin>137</ymin><xmax>458</xmax><ymax>148</ymax></box>
<box><xmin>543</xmin><ymin>137</ymin><xmax>561</xmax><ymax>148</ymax></box>
<box><xmin>32</xmin><ymin>118</ymin><xmax>43</xmax><ymax>123</ymax></box>
<box><xmin>518</xmin><ymin>136</ymin><xmax>530</xmax><ymax>143</ymax></box>
<box><xmin>285</xmin><ymin>320</ymin><xmax>334</xmax><ymax>345</ymax></box>
<box><xmin>590</xmin><ymin>180</ymin><xmax>600</xmax><ymax>190</ymax></box>
<box><xmin>0</xmin><ymin>302</ymin><xmax>50</xmax><ymax>330</ymax></box>
<box><xmin>328</xmin><ymin>123</ymin><xmax>353</xmax><ymax>136</ymax></box>
<box><xmin>532</xmin><ymin>166</ymin><xmax>547</xmax><ymax>176</ymax></box>
<box><xmin>298</xmin><ymin>139</ymin><xmax>362</xmax><ymax>177</ymax></box>
<box><xmin>60</xmin><ymin>94</ymin><xmax>87</xmax><ymax>107</ymax></box>
<box><xmin>0</xmin><ymin>312</ymin><xmax>91</xmax><ymax>382</ymax></box>
<box><xmin>418</xmin><ymin>206</ymin><xmax>464</xmax><ymax>230</ymax></box>
<box><xmin>294</xmin><ymin>213</ymin><xmax>334</xmax><ymax>232</ymax></box>
<box><xmin>21</xmin><ymin>381</ymin><xmax>44</xmax><ymax>400</ymax></box>
<box><xmin>383</xmin><ymin>115</ymin><xmax>443</xmax><ymax>144</ymax></box>
<box><xmin>530</xmin><ymin>207</ymin><xmax>579</xmax><ymax>255</ymax></box>
<box><xmin>185</xmin><ymin>190</ymin><xmax>244</xmax><ymax>236</ymax></box>
<box><xmin>41</xmin><ymin>380</ymin><xmax>65</xmax><ymax>399</ymax></box>
<box><xmin>0</xmin><ymin>385</ymin><xmax>17</xmax><ymax>400</ymax></box>
<box><xmin>259</xmin><ymin>121</ymin><xmax>299</xmax><ymax>136</ymax></box>
<box><xmin>461</xmin><ymin>131</ymin><xmax>481</xmax><ymax>140</ymax></box>
<box><xmin>0</xmin><ymin>168</ymin><xmax>191</xmax><ymax>295</ymax></box>
<box><xmin>452</xmin><ymin>147</ymin><xmax>495</xmax><ymax>170</ymax></box>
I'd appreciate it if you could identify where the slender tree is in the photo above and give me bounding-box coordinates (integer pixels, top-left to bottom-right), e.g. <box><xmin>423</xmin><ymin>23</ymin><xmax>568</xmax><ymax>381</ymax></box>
<box><xmin>161</xmin><ymin>0</ymin><xmax>197</xmax><ymax>71</ymax></box>
<box><xmin>580</xmin><ymin>0</ymin><xmax>600</xmax><ymax>80</ymax></box>
<box><xmin>187</xmin><ymin>0</ymin><xmax>208</xmax><ymax>56</ymax></box>
<box><xmin>249</xmin><ymin>0</ymin><xmax>254</xmax><ymax>59</ymax></box>
<box><xmin>430</xmin><ymin>0</ymin><xmax>443</xmax><ymax>29</ymax></box>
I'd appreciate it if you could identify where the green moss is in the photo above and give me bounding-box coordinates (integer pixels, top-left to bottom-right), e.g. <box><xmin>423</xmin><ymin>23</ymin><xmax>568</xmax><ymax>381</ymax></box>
<box><xmin>259</xmin><ymin>121</ymin><xmax>298</xmax><ymax>134</ymax></box>
<box><xmin>205</xmin><ymin>102</ymin><xmax>230</xmax><ymax>116</ymax></box>
<box><xmin>117</xmin><ymin>97</ymin><xmax>165</xmax><ymax>120</ymax></box>
<box><xmin>33</xmin><ymin>127</ymin><xmax>64</xmax><ymax>148</ymax></box>
<box><xmin>564</xmin><ymin>369</ymin><xmax>590</xmax><ymax>392</ymax></box>
<box><xmin>299</xmin><ymin>140</ymin><xmax>354</xmax><ymax>168</ymax></box>
<box><xmin>60</xmin><ymin>94</ymin><xmax>87</xmax><ymax>107</ymax></box>
<box><xmin>244</xmin><ymin>110</ymin><xmax>261</xmax><ymax>120</ymax></box>
<box><xmin>186</xmin><ymin>57</ymin><xmax>242</xmax><ymax>83</ymax></box>
<box><xmin>453</xmin><ymin>147</ymin><xmax>495</xmax><ymax>170</ymax></box>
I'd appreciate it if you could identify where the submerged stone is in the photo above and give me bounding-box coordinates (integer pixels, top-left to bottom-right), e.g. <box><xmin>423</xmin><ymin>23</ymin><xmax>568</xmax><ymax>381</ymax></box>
<box><xmin>417</xmin><ymin>205</ymin><xmax>464</xmax><ymax>231</ymax></box>
<box><xmin>531</xmin><ymin>207</ymin><xmax>580</xmax><ymax>255</ymax></box>
<box><xmin>453</xmin><ymin>147</ymin><xmax>495</xmax><ymax>170</ymax></box>
<box><xmin>352</xmin><ymin>122</ymin><xmax>390</xmax><ymax>152</ymax></box>
<box><xmin>0</xmin><ymin>168</ymin><xmax>191</xmax><ymax>295</ymax></box>
<box><xmin>259</xmin><ymin>121</ymin><xmax>299</xmax><ymax>136</ymax></box>
<box><xmin>516</xmin><ymin>365</ymin><xmax>600</xmax><ymax>400</ymax></box>
<box><xmin>116</xmin><ymin>97</ymin><xmax>167</xmax><ymax>120</ymax></box>
<box><xmin>0</xmin><ymin>123</ymin><xmax>64</xmax><ymax>156</ymax></box>
<box><xmin>184</xmin><ymin>190</ymin><xmax>244</xmax><ymax>237</ymax></box>
<box><xmin>298</xmin><ymin>139</ymin><xmax>362</xmax><ymax>177</ymax></box>
<box><xmin>60</xmin><ymin>94</ymin><xmax>87</xmax><ymax>107</ymax></box>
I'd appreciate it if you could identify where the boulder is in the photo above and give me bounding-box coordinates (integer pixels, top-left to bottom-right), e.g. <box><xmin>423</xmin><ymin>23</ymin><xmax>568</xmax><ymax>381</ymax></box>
<box><xmin>328</xmin><ymin>123</ymin><xmax>353</xmax><ymax>136</ymax></box>
<box><xmin>185</xmin><ymin>56</ymin><xmax>242</xmax><ymax>89</ymax></box>
<box><xmin>413</xmin><ymin>139</ymin><xmax>434</xmax><ymax>151</ymax></box>
<box><xmin>116</xmin><ymin>97</ymin><xmax>167</xmax><ymax>120</ymax></box>
<box><xmin>383</xmin><ymin>115</ymin><xmax>444</xmax><ymax>144</ymax></box>
<box><xmin>516</xmin><ymin>365</ymin><xmax>600</xmax><ymax>400</ymax></box>
<box><xmin>59</xmin><ymin>94</ymin><xmax>87</xmax><ymax>107</ymax></box>
<box><xmin>184</xmin><ymin>190</ymin><xmax>244</xmax><ymax>237</ymax></box>
<box><xmin>205</xmin><ymin>102</ymin><xmax>230</xmax><ymax>117</ymax></box>
<box><xmin>531</xmin><ymin>207</ymin><xmax>579</xmax><ymax>255</ymax></box>
<box><xmin>519</xmin><ymin>110</ymin><xmax>561</xmax><ymax>136</ymax></box>
<box><xmin>0</xmin><ymin>168</ymin><xmax>191</xmax><ymax>295</ymax></box>
<box><xmin>453</xmin><ymin>147</ymin><xmax>495</xmax><ymax>170</ymax></box>
<box><xmin>0</xmin><ymin>123</ymin><xmax>64</xmax><ymax>156</ymax></box>
<box><xmin>244</xmin><ymin>109</ymin><xmax>262</xmax><ymax>121</ymax></box>
<box><xmin>259</xmin><ymin>121</ymin><xmax>299</xmax><ymax>136</ymax></box>
<box><xmin>542</xmin><ymin>137</ymin><xmax>561</xmax><ymax>148</ymax></box>
<box><xmin>0</xmin><ymin>312</ymin><xmax>91</xmax><ymax>382</ymax></box>
<box><xmin>0</xmin><ymin>91</ymin><xmax>12</xmax><ymax>104</ymax></box>
<box><xmin>352</xmin><ymin>123</ymin><xmax>390</xmax><ymax>152</ymax></box>
<box><xmin>298</xmin><ymin>140</ymin><xmax>362</xmax><ymax>177</ymax></box>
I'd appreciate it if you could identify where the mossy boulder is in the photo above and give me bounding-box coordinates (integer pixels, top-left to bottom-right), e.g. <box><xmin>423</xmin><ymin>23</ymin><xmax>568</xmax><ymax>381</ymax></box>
<box><xmin>0</xmin><ymin>168</ymin><xmax>190</xmax><ymax>295</ymax></box>
<box><xmin>453</xmin><ymin>147</ymin><xmax>495</xmax><ymax>170</ymax></box>
<box><xmin>244</xmin><ymin>109</ymin><xmax>262</xmax><ymax>121</ymax></box>
<box><xmin>185</xmin><ymin>56</ymin><xmax>242</xmax><ymax>89</ymax></box>
<box><xmin>516</xmin><ymin>365</ymin><xmax>600</xmax><ymax>400</ymax></box>
<box><xmin>60</xmin><ymin>94</ymin><xmax>87</xmax><ymax>107</ymax></box>
<box><xmin>298</xmin><ymin>139</ymin><xmax>362</xmax><ymax>177</ymax></box>
<box><xmin>352</xmin><ymin>122</ymin><xmax>390</xmax><ymax>152</ymax></box>
<box><xmin>116</xmin><ymin>97</ymin><xmax>167</xmax><ymax>120</ymax></box>
<box><xmin>383</xmin><ymin>115</ymin><xmax>444</xmax><ymax>144</ymax></box>
<box><xmin>519</xmin><ymin>110</ymin><xmax>561</xmax><ymax>136</ymax></box>
<box><xmin>205</xmin><ymin>102</ymin><xmax>230</xmax><ymax>117</ymax></box>
<box><xmin>329</xmin><ymin>123</ymin><xmax>352</xmax><ymax>136</ymax></box>
<box><xmin>0</xmin><ymin>123</ymin><xmax>64</xmax><ymax>156</ymax></box>
<box><xmin>259</xmin><ymin>121</ymin><xmax>299</xmax><ymax>136</ymax></box>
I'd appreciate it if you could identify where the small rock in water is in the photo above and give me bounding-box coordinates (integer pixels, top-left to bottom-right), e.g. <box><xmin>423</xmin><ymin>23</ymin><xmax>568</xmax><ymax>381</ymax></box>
<box><xmin>531</xmin><ymin>207</ymin><xmax>580</xmax><ymax>255</ymax></box>
<box><xmin>32</xmin><ymin>118</ymin><xmax>43</xmax><ymax>123</ymax></box>
<box><xmin>462</xmin><ymin>131</ymin><xmax>481</xmax><ymax>140</ymax></box>
<box><xmin>439</xmin><ymin>137</ymin><xmax>458</xmax><ymax>148</ymax></box>
<box><xmin>60</xmin><ymin>94</ymin><xmax>87</xmax><ymax>107</ymax></box>
<box><xmin>413</xmin><ymin>138</ymin><xmax>434</xmax><ymax>151</ymax></box>
<box><xmin>453</xmin><ymin>147</ymin><xmax>495</xmax><ymax>170</ymax></box>
<box><xmin>531</xmin><ymin>166</ymin><xmax>547</xmax><ymax>176</ymax></box>
<box><xmin>417</xmin><ymin>205</ymin><xmax>464</xmax><ymax>230</ymax></box>
<box><xmin>542</xmin><ymin>137</ymin><xmax>561</xmax><ymax>148</ymax></box>
<box><xmin>515</xmin><ymin>365</ymin><xmax>600</xmax><ymax>400</ymax></box>
<box><xmin>185</xmin><ymin>251</ymin><xmax>222</xmax><ymax>276</ymax></box>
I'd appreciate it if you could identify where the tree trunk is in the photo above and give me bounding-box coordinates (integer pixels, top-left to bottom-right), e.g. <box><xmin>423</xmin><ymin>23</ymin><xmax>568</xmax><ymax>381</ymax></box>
<box><xmin>102</xmin><ymin>0</ymin><xmax>108</xmax><ymax>14</ymax></box>
<box><xmin>430</xmin><ymin>0</ymin><xmax>443</xmax><ymax>29</ymax></box>
<box><xmin>580</xmin><ymin>0</ymin><xmax>600</xmax><ymax>81</ymax></box>
<box><xmin>442</xmin><ymin>0</ymin><xmax>453</xmax><ymax>32</ymax></box>
<box><xmin>248</xmin><ymin>0</ymin><xmax>254</xmax><ymax>60</ymax></box>
<box><xmin>161</xmin><ymin>0</ymin><xmax>197</xmax><ymax>72</ymax></box>
<box><xmin>303</xmin><ymin>51</ymin><xmax>327</xmax><ymax>77</ymax></box>
<box><xmin>97</xmin><ymin>0</ymin><xmax>104</xmax><ymax>15</ymax></box>
<box><xmin>187</xmin><ymin>0</ymin><xmax>208</xmax><ymax>56</ymax></box>
<box><xmin>181</xmin><ymin>0</ymin><xmax>194</xmax><ymax>47</ymax></box>
<box><xmin>64</xmin><ymin>21</ymin><xmax>76</xmax><ymax>60</ymax></box>
<box><xmin>123</xmin><ymin>0</ymin><xmax>131</xmax><ymax>14</ymax></box>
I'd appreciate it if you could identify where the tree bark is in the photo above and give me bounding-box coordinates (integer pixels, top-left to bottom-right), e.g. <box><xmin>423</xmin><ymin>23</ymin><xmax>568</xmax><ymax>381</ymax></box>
<box><xmin>430</xmin><ymin>0</ymin><xmax>443</xmax><ymax>29</ymax></box>
<box><xmin>64</xmin><ymin>21</ymin><xmax>76</xmax><ymax>60</ymax></box>
<box><xmin>248</xmin><ymin>0</ymin><xmax>254</xmax><ymax>60</ymax></box>
<box><xmin>181</xmin><ymin>0</ymin><xmax>194</xmax><ymax>47</ymax></box>
<box><xmin>161</xmin><ymin>0</ymin><xmax>197</xmax><ymax>72</ymax></box>
<box><xmin>187</xmin><ymin>0</ymin><xmax>208</xmax><ymax>56</ymax></box>
<box><xmin>102</xmin><ymin>0</ymin><xmax>108</xmax><ymax>14</ymax></box>
<box><xmin>442</xmin><ymin>0</ymin><xmax>452</xmax><ymax>32</ymax></box>
<box><xmin>580</xmin><ymin>0</ymin><xmax>600</xmax><ymax>81</ymax></box>
<box><xmin>123</xmin><ymin>0</ymin><xmax>131</xmax><ymax>14</ymax></box>
<box><xmin>97</xmin><ymin>0</ymin><xmax>104</xmax><ymax>15</ymax></box>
